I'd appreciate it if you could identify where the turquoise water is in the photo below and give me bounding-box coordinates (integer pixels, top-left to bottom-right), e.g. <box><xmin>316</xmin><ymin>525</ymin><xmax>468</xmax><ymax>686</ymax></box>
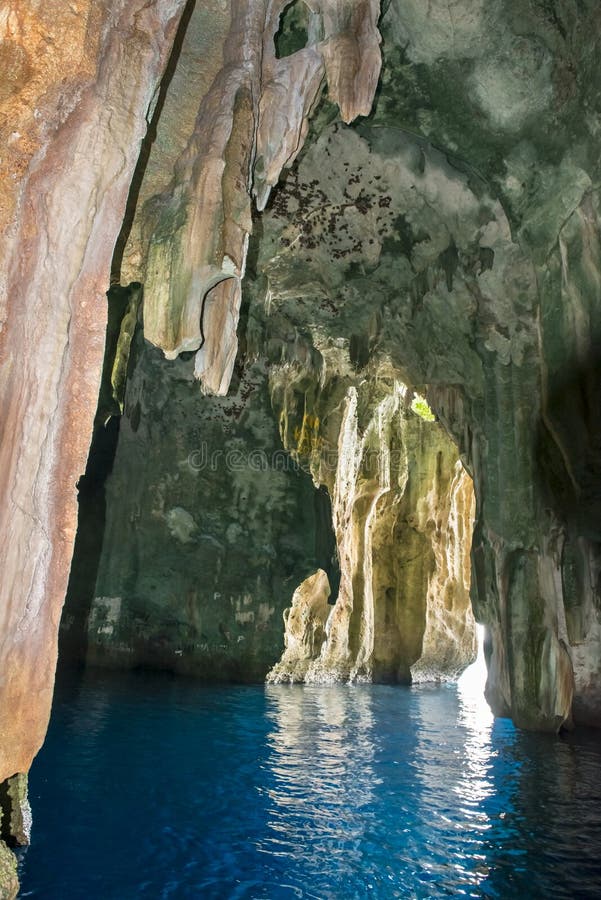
<box><xmin>18</xmin><ymin>670</ymin><xmax>601</xmax><ymax>899</ymax></box>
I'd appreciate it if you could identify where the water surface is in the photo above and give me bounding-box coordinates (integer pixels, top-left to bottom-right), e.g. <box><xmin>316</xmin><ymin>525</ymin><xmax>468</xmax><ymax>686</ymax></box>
<box><xmin>19</xmin><ymin>670</ymin><xmax>601</xmax><ymax>898</ymax></box>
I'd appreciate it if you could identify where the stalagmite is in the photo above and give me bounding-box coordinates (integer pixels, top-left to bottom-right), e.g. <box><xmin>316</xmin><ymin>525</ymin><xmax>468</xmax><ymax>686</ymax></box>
<box><xmin>267</xmin><ymin>569</ymin><xmax>331</xmax><ymax>683</ymax></box>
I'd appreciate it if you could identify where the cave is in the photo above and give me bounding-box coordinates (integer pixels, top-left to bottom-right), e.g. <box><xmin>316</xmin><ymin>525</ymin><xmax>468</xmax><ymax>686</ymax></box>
<box><xmin>2</xmin><ymin>1</ymin><xmax>601</xmax><ymax>896</ymax></box>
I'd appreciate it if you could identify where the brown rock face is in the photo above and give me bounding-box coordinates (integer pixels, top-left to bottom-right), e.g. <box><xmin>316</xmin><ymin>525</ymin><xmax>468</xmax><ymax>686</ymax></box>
<box><xmin>0</xmin><ymin>0</ymin><xmax>187</xmax><ymax>784</ymax></box>
<box><xmin>0</xmin><ymin>0</ymin><xmax>384</xmax><ymax>800</ymax></box>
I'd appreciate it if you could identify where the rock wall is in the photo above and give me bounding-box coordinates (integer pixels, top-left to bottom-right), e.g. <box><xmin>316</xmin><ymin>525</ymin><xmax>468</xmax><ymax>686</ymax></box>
<box><xmin>64</xmin><ymin>275</ymin><xmax>477</xmax><ymax>686</ymax></box>
<box><xmin>267</xmin><ymin>374</ymin><xmax>476</xmax><ymax>684</ymax></box>
<box><xmin>378</xmin><ymin>0</ymin><xmax>601</xmax><ymax>730</ymax></box>
<box><xmin>62</xmin><ymin>320</ymin><xmax>323</xmax><ymax>680</ymax></box>
<box><xmin>0</xmin><ymin>0</ymin><xmax>188</xmax><ymax>792</ymax></box>
<box><xmin>0</xmin><ymin>2</ymin><xmax>191</xmax><ymax>887</ymax></box>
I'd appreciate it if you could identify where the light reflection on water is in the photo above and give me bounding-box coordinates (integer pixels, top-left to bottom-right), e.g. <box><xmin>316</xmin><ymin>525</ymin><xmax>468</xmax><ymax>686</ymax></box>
<box><xmin>19</xmin><ymin>668</ymin><xmax>601</xmax><ymax>899</ymax></box>
<box><xmin>456</xmin><ymin>624</ymin><xmax>495</xmax><ymax>818</ymax></box>
<box><xmin>261</xmin><ymin>687</ymin><xmax>379</xmax><ymax>892</ymax></box>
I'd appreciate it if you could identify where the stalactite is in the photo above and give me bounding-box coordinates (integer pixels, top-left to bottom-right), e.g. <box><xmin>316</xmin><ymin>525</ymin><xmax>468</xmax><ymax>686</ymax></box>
<box><xmin>139</xmin><ymin>0</ymin><xmax>382</xmax><ymax>394</ymax></box>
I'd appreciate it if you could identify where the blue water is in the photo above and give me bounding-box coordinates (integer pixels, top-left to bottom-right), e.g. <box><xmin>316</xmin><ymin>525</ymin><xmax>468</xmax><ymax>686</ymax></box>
<box><xmin>18</xmin><ymin>670</ymin><xmax>601</xmax><ymax>899</ymax></box>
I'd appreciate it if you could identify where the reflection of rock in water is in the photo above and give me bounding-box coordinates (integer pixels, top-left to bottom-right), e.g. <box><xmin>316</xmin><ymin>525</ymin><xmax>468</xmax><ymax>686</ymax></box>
<box><xmin>410</xmin><ymin>680</ymin><xmax>497</xmax><ymax>895</ymax></box>
<box><xmin>261</xmin><ymin>687</ymin><xmax>377</xmax><ymax>876</ymax></box>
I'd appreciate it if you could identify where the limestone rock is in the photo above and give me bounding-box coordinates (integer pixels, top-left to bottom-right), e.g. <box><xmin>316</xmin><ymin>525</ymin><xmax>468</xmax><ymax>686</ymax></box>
<box><xmin>0</xmin><ymin>0</ymin><xmax>187</xmax><ymax>784</ymax></box>
<box><xmin>64</xmin><ymin>0</ymin><xmax>601</xmax><ymax>731</ymax></box>
<box><xmin>0</xmin><ymin>772</ymin><xmax>30</xmax><ymax>900</ymax></box>
<box><xmin>269</xmin><ymin>369</ymin><xmax>477</xmax><ymax>684</ymax></box>
<box><xmin>267</xmin><ymin>569</ymin><xmax>331</xmax><ymax>683</ymax></box>
<box><xmin>62</xmin><ymin>328</ymin><xmax>323</xmax><ymax>681</ymax></box>
<box><xmin>410</xmin><ymin>462</ymin><xmax>476</xmax><ymax>682</ymax></box>
<box><xmin>0</xmin><ymin>841</ymin><xmax>18</xmax><ymax>900</ymax></box>
<box><xmin>139</xmin><ymin>0</ymin><xmax>382</xmax><ymax>393</ymax></box>
<box><xmin>142</xmin><ymin>0</ymin><xmax>264</xmax><ymax>366</ymax></box>
<box><xmin>0</xmin><ymin>773</ymin><xmax>31</xmax><ymax>847</ymax></box>
<box><xmin>247</xmin><ymin>0</ymin><xmax>601</xmax><ymax>724</ymax></box>
<box><xmin>317</xmin><ymin>0</ymin><xmax>381</xmax><ymax>124</ymax></box>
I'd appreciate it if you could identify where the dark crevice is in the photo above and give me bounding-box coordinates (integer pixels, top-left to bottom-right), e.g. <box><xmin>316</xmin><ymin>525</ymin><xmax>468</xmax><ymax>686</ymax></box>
<box><xmin>62</xmin><ymin>0</ymin><xmax>199</xmax><ymax>663</ymax></box>
<box><xmin>58</xmin><ymin>286</ymin><xmax>142</xmax><ymax>671</ymax></box>
<box><xmin>57</xmin><ymin>415</ymin><xmax>121</xmax><ymax>671</ymax></box>
<box><xmin>274</xmin><ymin>0</ymin><xmax>311</xmax><ymax>59</ymax></box>
<box><xmin>314</xmin><ymin>485</ymin><xmax>340</xmax><ymax>604</ymax></box>
<box><xmin>110</xmin><ymin>0</ymin><xmax>197</xmax><ymax>284</ymax></box>
<box><xmin>94</xmin><ymin>284</ymin><xmax>141</xmax><ymax>426</ymax></box>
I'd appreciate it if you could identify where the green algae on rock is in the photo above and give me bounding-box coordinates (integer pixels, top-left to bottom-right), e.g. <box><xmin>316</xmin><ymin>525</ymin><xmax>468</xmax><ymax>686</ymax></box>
<box><xmin>0</xmin><ymin>841</ymin><xmax>18</xmax><ymax>900</ymax></box>
<box><xmin>62</xmin><ymin>327</ymin><xmax>324</xmax><ymax>681</ymax></box>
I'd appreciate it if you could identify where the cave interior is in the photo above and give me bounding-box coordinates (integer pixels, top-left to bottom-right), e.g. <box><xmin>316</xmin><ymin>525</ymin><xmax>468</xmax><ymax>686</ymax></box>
<box><xmin>2</xmin><ymin>0</ymin><xmax>601</xmax><ymax>892</ymax></box>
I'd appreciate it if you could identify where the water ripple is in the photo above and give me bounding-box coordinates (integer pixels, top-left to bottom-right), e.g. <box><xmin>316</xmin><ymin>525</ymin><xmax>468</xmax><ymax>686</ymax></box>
<box><xmin>18</xmin><ymin>671</ymin><xmax>601</xmax><ymax>899</ymax></box>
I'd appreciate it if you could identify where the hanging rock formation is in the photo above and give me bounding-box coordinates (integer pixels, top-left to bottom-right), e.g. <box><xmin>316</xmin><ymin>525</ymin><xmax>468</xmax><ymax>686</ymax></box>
<box><xmin>127</xmin><ymin>0</ymin><xmax>382</xmax><ymax>393</ymax></box>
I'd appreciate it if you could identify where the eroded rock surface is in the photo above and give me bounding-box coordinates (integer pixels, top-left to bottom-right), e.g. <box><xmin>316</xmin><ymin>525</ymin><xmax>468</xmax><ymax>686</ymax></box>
<box><xmin>130</xmin><ymin>0</ymin><xmax>382</xmax><ymax>392</ymax></box>
<box><xmin>61</xmin><ymin>317</ymin><xmax>325</xmax><ymax>680</ymax></box>
<box><xmin>0</xmin><ymin>0</ymin><xmax>187</xmax><ymax>786</ymax></box>
<box><xmin>267</xmin><ymin>569</ymin><xmax>332</xmax><ymax>683</ymax></box>
<box><xmin>267</xmin><ymin>372</ymin><xmax>476</xmax><ymax>684</ymax></box>
<box><xmin>0</xmin><ymin>840</ymin><xmax>18</xmax><ymax>900</ymax></box>
<box><xmin>252</xmin><ymin>0</ymin><xmax>601</xmax><ymax>729</ymax></box>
